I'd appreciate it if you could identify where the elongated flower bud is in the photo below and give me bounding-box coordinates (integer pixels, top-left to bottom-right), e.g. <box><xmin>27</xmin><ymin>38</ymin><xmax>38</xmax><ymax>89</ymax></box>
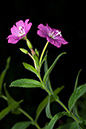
<box><xmin>20</xmin><ymin>48</ymin><xmax>28</xmax><ymax>54</ymax></box>
<box><xmin>26</xmin><ymin>39</ymin><xmax>33</xmax><ymax>49</ymax></box>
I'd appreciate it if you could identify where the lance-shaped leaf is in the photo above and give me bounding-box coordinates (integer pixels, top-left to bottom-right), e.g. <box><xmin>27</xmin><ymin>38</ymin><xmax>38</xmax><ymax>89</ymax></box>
<box><xmin>45</xmin><ymin>112</ymin><xmax>69</xmax><ymax>129</ymax></box>
<box><xmin>10</xmin><ymin>79</ymin><xmax>43</xmax><ymax>88</ymax></box>
<box><xmin>0</xmin><ymin>57</ymin><xmax>11</xmax><ymax>92</ymax></box>
<box><xmin>72</xmin><ymin>69</ymin><xmax>83</xmax><ymax>123</ymax></box>
<box><xmin>0</xmin><ymin>102</ymin><xmax>19</xmax><ymax>120</ymax></box>
<box><xmin>11</xmin><ymin>121</ymin><xmax>31</xmax><ymax>129</ymax></box>
<box><xmin>45</xmin><ymin>95</ymin><xmax>52</xmax><ymax>119</ymax></box>
<box><xmin>72</xmin><ymin>104</ymin><xmax>84</xmax><ymax>123</ymax></box>
<box><xmin>68</xmin><ymin>83</ymin><xmax>86</xmax><ymax>111</ymax></box>
<box><xmin>35</xmin><ymin>48</ymin><xmax>39</xmax><ymax>57</ymax></box>
<box><xmin>57</xmin><ymin>121</ymin><xmax>82</xmax><ymax>129</ymax></box>
<box><xmin>33</xmin><ymin>54</ymin><xmax>39</xmax><ymax>67</ymax></box>
<box><xmin>43</xmin><ymin>52</ymin><xmax>66</xmax><ymax>84</ymax></box>
<box><xmin>74</xmin><ymin>69</ymin><xmax>82</xmax><ymax>91</ymax></box>
<box><xmin>4</xmin><ymin>85</ymin><xmax>23</xmax><ymax>115</ymax></box>
<box><xmin>23</xmin><ymin>62</ymin><xmax>39</xmax><ymax>77</ymax></box>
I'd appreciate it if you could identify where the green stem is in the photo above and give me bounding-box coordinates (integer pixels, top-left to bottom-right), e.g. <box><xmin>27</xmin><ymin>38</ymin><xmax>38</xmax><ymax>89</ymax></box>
<box><xmin>0</xmin><ymin>95</ymin><xmax>8</xmax><ymax>101</ymax></box>
<box><xmin>28</xmin><ymin>52</ymin><xmax>37</xmax><ymax>69</ymax></box>
<box><xmin>38</xmin><ymin>74</ymin><xmax>51</xmax><ymax>95</ymax></box>
<box><xmin>28</xmin><ymin>52</ymin><xmax>35</xmax><ymax>62</ymax></box>
<box><xmin>71</xmin><ymin>113</ymin><xmax>81</xmax><ymax>123</ymax></box>
<box><xmin>18</xmin><ymin>108</ymin><xmax>34</xmax><ymax>121</ymax></box>
<box><xmin>52</xmin><ymin>92</ymin><xmax>80</xmax><ymax>123</ymax></box>
<box><xmin>54</xmin><ymin>95</ymin><xmax>80</xmax><ymax>122</ymax></box>
<box><xmin>55</xmin><ymin>98</ymin><xmax>70</xmax><ymax>114</ymax></box>
<box><xmin>18</xmin><ymin>108</ymin><xmax>41</xmax><ymax>129</ymax></box>
<box><xmin>38</xmin><ymin>75</ymin><xmax>69</xmax><ymax>114</ymax></box>
<box><xmin>39</xmin><ymin>41</ymin><xmax>49</xmax><ymax>65</ymax></box>
<box><xmin>52</xmin><ymin>93</ymin><xmax>80</xmax><ymax>123</ymax></box>
<box><xmin>38</xmin><ymin>74</ymin><xmax>80</xmax><ymax>123</ymax></box>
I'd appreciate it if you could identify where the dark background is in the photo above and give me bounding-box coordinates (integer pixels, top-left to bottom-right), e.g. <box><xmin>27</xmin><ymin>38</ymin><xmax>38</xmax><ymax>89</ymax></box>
<box><xmin>0</xmin><ymin>0</ymin><xmax>86</xmax><ymax>128</ymax></box>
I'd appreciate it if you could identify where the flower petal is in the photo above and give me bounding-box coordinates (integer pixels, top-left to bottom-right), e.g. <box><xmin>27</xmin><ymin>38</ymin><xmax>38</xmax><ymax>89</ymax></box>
<box><xmin>7</xmin><ymin>35</ymin><xmax>19</xmax><ymax>44</ymax></box>
<box><xmin>46</xmin><ymin>24</ymin><xmax>52</xmax><ymax>33</ymax></box>
<box><xmin>47</xmin><ymin>36</ymin><xmax>61</xmax><ymax>48</ymax></box>
<box><xmin>37</xmin><ymin>30</ymin><xmax>47</xmax><ymax>37</ymax></box>
<box><xmin>25</xmin><ymin>19</ymin><xmax>29</xmax><ymax>24</ymax></box>
<box><xmin>16</xmin><ymin>20</ymin><xmax>24</xmax><ymax>28</ymax></box>
<box><xmin>25</xmin><ymin>22</ymin><xmax>32</xmax><ymax>34</ymax></box>
<box><xmin>55</xmin><ymin>36</ymin><xmax>68</xmax><ymax>44</ymax></box>
<box><xmin>47</xmin><ymin>36</ymin><xmax>54</xmax><ymax>44</ymax></box>
<box><xmin>54</xmin><ymin>40</ymin><xmax>61</xmax><ymax>48</ymax></box>
<box><xmin>38</xmin><ymin>24</ymin><xmax>48</xmax><ymax>32</ymax></box>
<box><xmin>11</xmin><ymin>25</ymin><xmax>19</xmax><ymax>36</ymax></box>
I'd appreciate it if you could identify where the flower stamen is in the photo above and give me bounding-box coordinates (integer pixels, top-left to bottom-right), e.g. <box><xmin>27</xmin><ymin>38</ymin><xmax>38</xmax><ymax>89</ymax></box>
<box><xmin>48</xmin><ymin>30</ymin><xmax>62</xmax><ymax>39</ymax></box>
<box><xmin>56</xmin><ymin>30</ymin><xmax>62</xmax><ymax>37</ymax></box>
<box><xmin>19</xmin><ymin>26</ymin><xmax>25</xmax><ymax>35</ymax></box>
<box><xmin>48</xmin><ymin>31</ymin><xmax>55</xmax><ymax>39</ymax></box>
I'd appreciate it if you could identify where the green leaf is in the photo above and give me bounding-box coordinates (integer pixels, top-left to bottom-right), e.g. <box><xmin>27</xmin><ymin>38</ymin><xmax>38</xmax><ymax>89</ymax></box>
<box><xmin>35</xmin><ymin>48</ymin><xmax>39</xmax><ymax>57</ymax></box>
<box><xmin>44</xmin><ymin>58</ymin><xmax>53</xmax><ymax>119</ymax></box>
<box><xmin>68</xmin><ymin>83</ymin><xmax>86</xmax><ymax>111</ymax></box>
<box><xmin>72</xmin><ymin>104</ymin><xmax>83</xmax><ymax>123</ymax></box>
<box><xmin>0</xmin><ymin>57</ymin><xmax>11</xmax><ymax>92</ymax></box>
<box><xmin>4</xmin><ymin>85</ymin><xmax>16</xmax><ymax>104</ymax></box>
<box><xmin>10</xmin><ymin>79</ymin><xmax>42</xmax><ymax>88</ymax></box>
<box><xmin>43</xmin><ymin>52</ymin><xmax>66</xmax><ymax>84</ymax></box>
<box><xmin>0</xmin><ymin>102</ymin><xmax>19</xmax><ymax>120</ymax></box>
<box><xmin>71</xmin><ymin>69</ymin><xmax>83</xmax><ymax>123</ymax></box>
<box><xmin>35</xmin><ymin>86</ymin><xmax>64</xmax><ymax>121</ymax></box>
<box><xmin>33</xmin><ymin>54</ymin><xmax>39</xmax><ymax>68</ymax></box>
<box><xmin>45</xmin><ymin>112</ymin><xmax>69</xmax><ymax>129</ymax></box>
<box><xmin>11</xmin><ymin>121</ymin><xmax>31</xmax><ymax>129</ymax></box>
<box><xmin>74</xmin><ymin>69</ymin><xmax>82</xmax><ymax>91</ymax></box>
<box><xmin>23</xmin><ymin>62</ymin><xmax>39</xmax><ymax>77</ymax></box>
<box><xmin>4</xmin><ymin>85</ymin><xmax>23</xmax><ymax>115</ymax></box>
<box><xmin>57</xmin><ymin>121</ymin><xmax>82</xmax><ymax>129</ymax></box>
<box><xmin>45</xmin><ymin>95</ymin><xmax>52</xmax><ymax>119</ymax></box>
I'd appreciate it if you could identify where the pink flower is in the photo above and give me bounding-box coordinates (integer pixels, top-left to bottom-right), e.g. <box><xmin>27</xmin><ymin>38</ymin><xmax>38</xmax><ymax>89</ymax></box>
<box><xmin>7</xmin><ymin>19</ymin><xmax>32</xmax><ymax>44</ymax></box>
<box><xmin>37</xmin><ymin>24</ymin><xmax>68</xmax><ymax>48</ymax></box>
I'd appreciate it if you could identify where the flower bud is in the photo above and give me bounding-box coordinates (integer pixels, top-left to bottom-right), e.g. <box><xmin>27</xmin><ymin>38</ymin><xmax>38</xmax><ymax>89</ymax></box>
<box><xmin>20</xmin><ymin>48</ymin><xmax>28</xmax><ymax>54</ymax></box>
<box><xmin>26</xmin><ymin>39</ymin><xmax>33</xmax><ymax>49</ymax></box>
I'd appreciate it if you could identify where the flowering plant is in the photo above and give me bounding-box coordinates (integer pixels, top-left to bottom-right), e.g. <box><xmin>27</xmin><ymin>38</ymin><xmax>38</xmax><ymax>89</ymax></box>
<box><xmin>0</xmin><ymin>19</ymin><xmax>86</xmax><ymax>129</ymax></box>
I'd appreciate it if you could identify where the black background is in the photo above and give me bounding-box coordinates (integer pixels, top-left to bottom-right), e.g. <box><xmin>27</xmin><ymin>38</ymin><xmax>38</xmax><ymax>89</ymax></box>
<box><xmin>0</xmin><ymin>0</ymin><xmax>86</xmax><ymax>128</ymax></box>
